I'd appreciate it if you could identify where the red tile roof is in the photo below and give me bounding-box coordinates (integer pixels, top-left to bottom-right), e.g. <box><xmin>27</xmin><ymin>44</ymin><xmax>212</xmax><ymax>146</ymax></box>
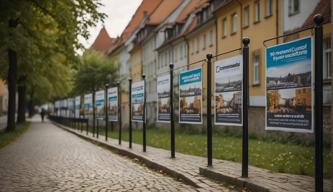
<box><xmin>176</xmin><ymin>0</ymin><xmax>209</xmax><ymax>23</ymax></box>
<box><xmin>146</xmin><ymin>0</ymin><xmax>183</xmax><ymax>25</ymax></box>
<box><xmin>107</xmin><ymin>0</ymin><xmax>162</xmax><ymax>55</ymax></box>
<box><xmin>302</xmin><ymin>0</ymin><xmax>331</xmax><ymax>28</ymax></box>
<box><xmin>122</xmin><ymin>0</ymin><xmax>163</xmax><ymax>39</ymax></box>
<box><xmin>90</xmin><ymin>26</ymin><xmax>114</xmax><ymax>54</ymax></box>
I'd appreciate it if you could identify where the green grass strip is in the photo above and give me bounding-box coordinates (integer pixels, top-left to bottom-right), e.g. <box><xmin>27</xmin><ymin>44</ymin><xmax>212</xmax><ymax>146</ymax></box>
<box><xmin>0</xmin><ymin>122</ymin><xmax>30</xmax><ymax>149</ymax></box>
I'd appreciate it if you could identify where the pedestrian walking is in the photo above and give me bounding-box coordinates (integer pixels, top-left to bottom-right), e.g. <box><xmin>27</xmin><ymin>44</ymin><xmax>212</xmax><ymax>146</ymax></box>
<box><xmin>40</xmin><ymin>108</ymin><xmax>46</xmax><ymax>122</ymax></box>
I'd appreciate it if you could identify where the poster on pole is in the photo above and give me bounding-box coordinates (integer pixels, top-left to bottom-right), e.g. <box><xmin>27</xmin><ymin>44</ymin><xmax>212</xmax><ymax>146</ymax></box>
<box><xmin>75</xmin><ymin>96</ymin><xmax>80</xmax><ymax>118</ymax></box>
<box><xmin>265</xmin><ymin>36</ymin><xmax>313</xmax><ymax>132</ymax></box>
<box><xmin>62</xmin><ymin>99</ymin><xmax>68</xmax><ymax>117</ymax></box>
<box><xmin>131</xmin><ymin>81</ymin><xmax>145</xmax><ymax>122</ymax></box>
<box><xmin>67</xmin><ymin>98</ymin><xmax>74</xmax><ymax>118</ymax></box>
<box><xmin>179</xmin><ymin>68</ymin><xmax>202</xmax><ymax>124</ymax></box>
<box><xmin>157</xmin><ymin>74</ymin><xmax>170</xmax><ymax>123</ymax></box>
<box><xmin>95</xmin><ymin>90</ymin><xmax>105</xmax><ymax>119</ymax></box>
<box><xmin>84</xmin><ymin>93</ymin><xmax>93</xmax><ymax>119</ymax></box>
<box><xmin>214</xmin><ymin>55</ymin><xmax>242</xmax><ymax>126</ymax></box>
<box><xmin>55</xmin><ymin>101</ymin><xmax>59</xmax><ymax>116</ymax></box>
<box><xmin>108</xmin><ymin>87</ymin><xmax>118</xmax><ymax>122</ymax></box>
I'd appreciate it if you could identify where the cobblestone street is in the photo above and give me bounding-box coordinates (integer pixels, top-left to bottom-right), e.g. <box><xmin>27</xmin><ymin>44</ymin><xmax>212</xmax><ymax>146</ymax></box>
<box><xmin>0</xmin><ymin>119</ymin><xmax>198</xmax><ymax>192</ymax></box>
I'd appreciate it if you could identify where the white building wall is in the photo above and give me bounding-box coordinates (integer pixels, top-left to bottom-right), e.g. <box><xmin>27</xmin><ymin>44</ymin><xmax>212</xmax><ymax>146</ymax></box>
<box><xmin>282</xmin><ymin>0</ymin><xmax>319</xmax><ymax>32</ymax></box>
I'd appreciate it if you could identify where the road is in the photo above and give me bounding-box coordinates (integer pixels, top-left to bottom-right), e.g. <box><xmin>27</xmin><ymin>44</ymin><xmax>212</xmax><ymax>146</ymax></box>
<box><xmin>0</xmin><ymin>118</ymin><xmax>197</xmax><ymax>192</ymax></box>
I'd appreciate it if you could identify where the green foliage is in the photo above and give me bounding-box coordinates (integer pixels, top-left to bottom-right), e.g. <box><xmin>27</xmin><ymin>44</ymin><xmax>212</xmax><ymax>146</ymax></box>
<box><xmin>0</xmin><ymin>0</ymin><xmax>106</xmax><ymax>103</ymax></box>
<box><xmin>73</xmin><ymin>50</ymin><xmax>119</xmax><ymax>94</ymax></box>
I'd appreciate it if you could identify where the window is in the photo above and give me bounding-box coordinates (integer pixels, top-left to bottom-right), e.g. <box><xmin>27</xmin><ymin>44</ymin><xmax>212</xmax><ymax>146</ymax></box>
<box><xmin>288</xmin><ymin>0</ymin><xmax>299</xmax><ymax>16</ymax></box>
<box><xmin>174</xmin><ymin>47</ymin><xmax>178</xmax><ymax>62</ymax></box>
<box><xmin>253</xmin><ymin>50</ymin><xmax>260</xmax><ymax>85</ymax></box>
<box><xmin>243</xmin><ymin>6</ymin><xmax>250</xmax><ymax>27</ymax></box>
<box><xmin>231</xmin><ymin>13</ymin><xmax>238</xmax><ymax>34</ymax></box>
<box><xmin>265</xmin><ymin>0</ymin><xmax>273</xmax><ymax>17</ymax></box>
<box><xmin>222</xmin><ymin>17</ymin><xmax>227</xmax><ymax>37</ymax></box>
<box><xmin>254</xmin><ymin>0</ymin><xmax>260</xmax><ymax>23</ymax></box>
<box><xmin>180</xmin><ymin>44</ymin><xmax>183</xmax><ymax>60</ymax></box>
<box><xmin>323</xmin><ymin>37</ymin><xmax>331</xmax><ymax>79</ymax></box>
<box><xmin>209</xmin><ymin>30</ymin><xmax>213</xmax><ymax>46</ymax></box>
<box><xmin>203</xmin><ymin>34</ymin><xmax>206</xmax><ymax>50</ymax></box>
<box><xmin>196</xmin><ymin>38</ymin><xmax>199</xmax><ymax>53</ymax></box>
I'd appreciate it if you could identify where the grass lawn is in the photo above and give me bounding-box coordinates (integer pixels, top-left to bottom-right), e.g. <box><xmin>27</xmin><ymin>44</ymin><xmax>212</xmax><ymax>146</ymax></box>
<box><xmin>81</xmin><ymin>125</ymin><xmax>331</xmax><ymax>178</ymax></box>
<box><xmin>0</xmin><ymin>122</ymin><xmax>30</xmax><ymax>149</ymax></box>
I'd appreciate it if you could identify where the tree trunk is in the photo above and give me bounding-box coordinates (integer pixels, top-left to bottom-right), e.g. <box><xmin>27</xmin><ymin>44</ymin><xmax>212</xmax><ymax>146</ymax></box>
<box><xmin>17</xmin><ymin>75</ymin><xmax>27</xmax><ymax>123</ymax></box>
<box><xmin>6</xmin><ymin>18</ymin><xmax>19</xmax><ymax>132</ymax></box>
<box><xmin>28</xmin><ymin>90</ymin><xmax>34</xmax><ymax>118</ymax></box>
<box><xmin>6</xmin><ymin>48</ymin><xmax>17</xmax><ymax>132</ymax></box>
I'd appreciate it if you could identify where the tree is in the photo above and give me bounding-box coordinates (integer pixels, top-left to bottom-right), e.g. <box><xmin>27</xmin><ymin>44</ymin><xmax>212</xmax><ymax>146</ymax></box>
<box><xmin>0</xmin><ymin>0</ymin><xmax>106</xmax><ymax>131</ymax></box>
<box><xmin>73</xmin><ymin>50</ymin><xmax>119</xmax><ymax>95</ymax></box>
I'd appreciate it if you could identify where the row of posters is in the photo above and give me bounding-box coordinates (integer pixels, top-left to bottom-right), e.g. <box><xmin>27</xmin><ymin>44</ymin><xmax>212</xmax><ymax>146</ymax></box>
<box><xmin>82</xmin><ymin>87</ymin><xmax>119</xmax><ymax>121</ymax></box>
<box><xmin>55</xmin><ymin>37</ymin><xmax>313</xmax><ymax>133</ymax></box>
<box><xmin>154</xmin><ymin>36</ymin><xmax>313</xmax><ymax>133</ymax></box>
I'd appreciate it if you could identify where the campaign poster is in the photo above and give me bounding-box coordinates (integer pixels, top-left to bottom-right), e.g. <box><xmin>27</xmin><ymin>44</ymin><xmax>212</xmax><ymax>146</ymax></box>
<box><xmin>75</xmin><ymin>96</ymin><xmax>80</xmax><ymax>118</ymax></box>
<box><xmin>84</xmin><ymin>93</ymin><xmax>93</xmax><ymax>118</ymax></box>
<box><xmin>157</xmin><ymin>74</ymin><xmax>170</xmax><ymax>123</ymax></box>
<box><xmin>215</xmin><ymin>55</ymin><xmax>242</xmax><ymax>126</ymax></box>
<box><xmin>265</xmin><ymin>37</ymin><xmax>313</xmax><ymax>132</ymax></box>
<box><xmin>108</xmin><ymin>87</ymin><xmax>118</xmax><ymax>122</ymax></box>
<box><xmin>55</xmin><ymin>101</ymin><xmax>60</xmax><ymax>116</ymax></box>
<box><xmin>62</xmin><ymin>99</ymin><xmax>68</xmax><ymax>117</ymax></box>
<box><xmin>131</xmin><ymin>81</ymin><xmax>145</xmax><ymax>122</ymax></box>
<box><xmin>95</xmin><ymin>90</ymin><xmax>105</xmax><ymax>119</ymax></box>
<box><xmin>179</xmin><ymin>68</ymin><xmax>202</xmax><ymax>124</ymax></box>
<box><xmin>67</xmin><ymin>98</ymin><xmax>74</xmax><ymax>117</ymax></box>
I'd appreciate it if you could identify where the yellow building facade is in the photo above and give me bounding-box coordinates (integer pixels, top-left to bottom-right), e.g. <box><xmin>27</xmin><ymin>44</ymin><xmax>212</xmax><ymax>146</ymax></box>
<box><xmin>129</xmin><ymin>45</ymin><xmax>143</xmax><ymax>82</ymax></box>
<box><xmin>216</xmin><ymin>0</ymin><xmax>281</xmax><ymax>98</ymax></box>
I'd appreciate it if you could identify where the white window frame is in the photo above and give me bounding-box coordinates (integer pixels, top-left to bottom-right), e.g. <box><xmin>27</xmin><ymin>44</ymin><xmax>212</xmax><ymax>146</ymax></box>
<box><xmin>265</xmin><ymin>0</ymin><xmax>273</xmax><ymax>17</ymax></box>
<box><xmin>209</xmin><ymin>30</ymin><xmax>213</xmax><ymax>46</ymax></box>
<box><xmin>253</xmin><ymin>51</ymin><xmax>260</xmax><ymax>85</ymax></box>
<box><xmin>196</xmin><ymin>38</ymin><xmax>199</xmax><ymax>53</ymax></box>
<box><xmin>288</xmin><ymin>0</ymin><xmax>300</xmax><ymax>16</ymax></box>
<box><xmin>323</xmin><ymin>37</ymin><xmax>332</xmax><ymax>79</ymax></box>
<box><xmin>231</xmin><ymin>13</ymin><xmax>238</xmax><ymax>33</ymax></box>
<box><xmin>243</xmin><ymin>5</ymin><xmax>250</xmax><ymax>27</ymax></box>
<box><xmin>222</xmin><ymin>17</ymin><xmax>227</xmax><ymax>37</ymax></box>
<box><xmin>254</xmin><ymin>0</ymin><xmax>260</xmax><ymax>22</ymax></box>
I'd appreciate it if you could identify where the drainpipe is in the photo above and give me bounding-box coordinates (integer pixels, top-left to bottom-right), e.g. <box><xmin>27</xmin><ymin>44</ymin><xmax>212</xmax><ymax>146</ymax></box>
<box><xmin>276</xmin><ymin>0</ymin><xmax>279</xmax><ymax>44</ymax></box>
<box><xmin>215</xmin><ymin>16</ymin><xmax>218</xmax><ymax>57</ymax></box>
<box><xmin>184</xmin><ymin>36</ymin><xmax>190</xmax><ymax>70</ymax></box>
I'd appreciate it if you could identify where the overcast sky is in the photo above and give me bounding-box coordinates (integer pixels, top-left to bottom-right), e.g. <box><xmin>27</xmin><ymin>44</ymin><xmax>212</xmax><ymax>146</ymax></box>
<box><xmin>80</xmin><ymin>0</ymin><xmax>143</xmax><ymax>49</ymax></box>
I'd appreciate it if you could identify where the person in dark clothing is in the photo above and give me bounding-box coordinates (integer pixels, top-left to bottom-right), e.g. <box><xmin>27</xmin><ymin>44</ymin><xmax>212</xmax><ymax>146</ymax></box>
<box><xmin>41</xmin><ymin>108</ymin><xmax>46</xmax><ymax>122</ymax></box>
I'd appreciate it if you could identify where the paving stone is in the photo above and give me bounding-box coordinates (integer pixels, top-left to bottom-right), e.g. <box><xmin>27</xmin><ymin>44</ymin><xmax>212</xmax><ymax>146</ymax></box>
<box><xmin>0</xmin><ymin>118</ymin><xmax>198</xmax><ymax>192</ymax></box>
<box><xmin>61</xmin><ymin>120</ymin><xmax>332</xmax><ymax>192</ymax></box>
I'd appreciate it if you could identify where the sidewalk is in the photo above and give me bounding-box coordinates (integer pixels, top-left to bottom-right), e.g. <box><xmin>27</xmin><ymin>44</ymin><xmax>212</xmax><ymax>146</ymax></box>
<box><xmin>54</xmin><ymin>122</ymin><xmax>332</xmax><ymax>192</ymax></box>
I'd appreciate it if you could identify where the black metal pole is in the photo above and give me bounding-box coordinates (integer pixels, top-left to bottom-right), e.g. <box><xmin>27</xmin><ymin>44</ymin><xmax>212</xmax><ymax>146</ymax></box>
<box><xmin>129</xmin><ymin>79</ymin><xmax>132</xmax><ymax>148</ymax></box>
<box><xmin>105</xmin><ymin>85</ymin><xmax>109</xmax><ymax>141</ymax></box>
<box><xmin>242</xmin><ymin>37</ymin><xmax>250</xmax><ymax>178</ymax></box>
<box><xmin>93</xmin><ymin>91</ymin><xmax>96</xmax><ymax>137</ymax></box>
<box><xmin>142</xmin><ymin>75</ymin><xmax>147</xmax><ymax>152</ymax></box>
<box><xmin>97</xmin><ymin>119</ymin><xmax>99</xmax><ymax>138</ymax></box>
<box><xmin>314</xmin><ymin>14</ymin><xmax>324</xmax><ymax>192</ymax></box>
<box><xmin>206</xmin><ymin>53</ymin><xmax>213</xmax><ymax>167</ymax></box>
<box><xmin>169</xmin><ymin>64</ymin><xmax>175</xmax><ymax>158</ymax></box>
<box><xmin>118</xmin><ymin>83</ymin><xmax>122</xmax><ymax>145</ymax></box>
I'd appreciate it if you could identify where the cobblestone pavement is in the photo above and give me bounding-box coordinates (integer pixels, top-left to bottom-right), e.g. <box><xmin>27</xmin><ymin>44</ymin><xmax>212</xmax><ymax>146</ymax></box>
<box><xmin>0</xmin><ymin>119</ymin><xmax>201</xmax><ymax>192</ymax></box>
